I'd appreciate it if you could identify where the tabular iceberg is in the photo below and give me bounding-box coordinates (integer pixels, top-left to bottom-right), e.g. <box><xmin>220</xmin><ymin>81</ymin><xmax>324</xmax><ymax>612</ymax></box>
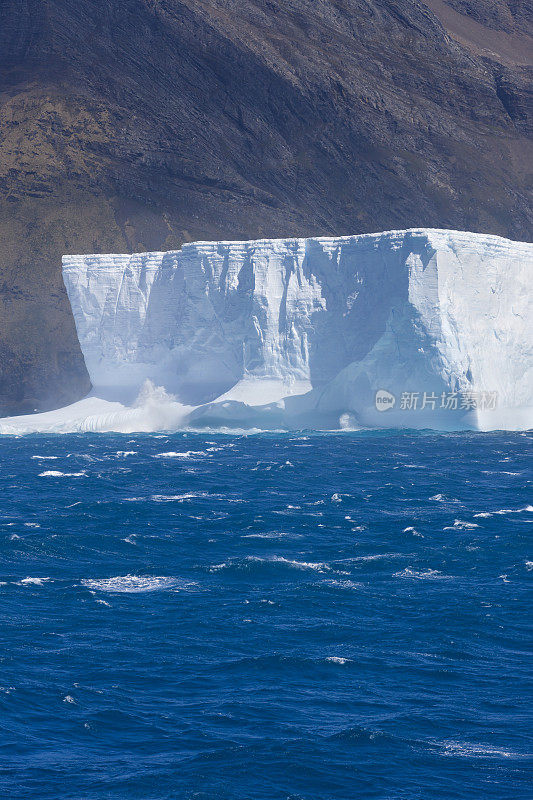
<box><xmin>1</xmin><ymin>228</ymin><xmax>531</xmax><ymax>433</ymax></box>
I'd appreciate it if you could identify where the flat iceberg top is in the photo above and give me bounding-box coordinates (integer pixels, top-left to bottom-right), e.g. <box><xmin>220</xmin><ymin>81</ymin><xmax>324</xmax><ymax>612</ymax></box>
<box><xmin>2</xmin><ymin>228</ymin><xmax>532</xmax><ymax>434</ymax></box>
<box><xmin>62</xmin><ymin>228</ymin><xmax>532</xmax><ymax>265</ymax></box>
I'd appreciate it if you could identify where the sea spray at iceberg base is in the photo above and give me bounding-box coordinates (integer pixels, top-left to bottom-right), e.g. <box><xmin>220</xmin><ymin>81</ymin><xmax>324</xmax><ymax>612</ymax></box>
<box><xmin>1</xmin><ymin>228</ymin><xmax>531</xmax><ymax>434</ymax></box>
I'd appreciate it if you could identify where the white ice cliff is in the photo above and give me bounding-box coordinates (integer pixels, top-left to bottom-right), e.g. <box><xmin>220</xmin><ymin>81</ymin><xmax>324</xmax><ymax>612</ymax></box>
<box><xmin>1</xmin><ymin>228</ymin><xmax>531</xmax><ymax>433</ymax></box>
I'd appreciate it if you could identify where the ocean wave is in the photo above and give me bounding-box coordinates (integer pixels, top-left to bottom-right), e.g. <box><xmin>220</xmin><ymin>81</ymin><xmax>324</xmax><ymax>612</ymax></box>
<box><xmin>394</xmin><ymin>568</ymin><xmax>450</xmax><ymax>580</ymax></box>
<box><xmin>153</xmin><ymin>451</ymin><xmax>207</xmax><ymax>458</ymax></box>
<box><xmin>328</xmin><ymin>725</ymin><xmax>390</xmax><ymax>743</ymax></box>
<box><xmin>443</xmin><ymin>520</ymin><xmax>480</xmax><ymax>530</ymax></box>
<box><xmin>81</xmin><ymin>575</ymin><xmax>195</xmax><ymax>593</ymax></box>
<box><xmin>151</xmin><ymin>492</ymin><xmax>212</xmax><ymax>502</ymax></box>
<box><xmin>432</xmin><ymin>739</ymin><xmax>528</xmax><ymax>760</ymax></box>
<box><xmin>209</xmin><ymin>555</ymin><xmax>331</xmax><ymax>573</ymax></box>
<box><xmin>474</xmin><ymin>505</ymin><xmax>533</xmax><ymax>518</ymax></box>
<box><xmin>38</xmin><ymin>470</ymin><xmax>86</xmax><ymax>478</ymax></box>
<box><xmin>90</xmin><ymin>594</ymin><xmax>112</xmax><ymax>607</ymax></box>
<box><xmin>403</xmin><ymin>526</ymin><xmax>423</xmax><ymax>537</ymax></box>
<box><xmin>320</xmin><ymin>579</ymin><xmax>363</xmax><ymax>590</ymax></box>
<box><xmin>241</xmin><ymin>531</ymin><xmax>297</xmax><ymax>539</ymax></box>
<box><xmin>15</xmin><ymin>577</ymin><xmax>50</xmax><ymax>586</ymax></box>
<box><xmin>354</xmin><ymin>553</ymin><xmax>405</xmax><ymax>562</ymax></box>
<box><xmin>482</xmin><ymin>469</ymin><xmax>525</xmax><ymax>476</ymax></box>
<box><xmin>325</xmin><ymin>656</ymin><xmax>352</xmax><ymax>664</ymax></box>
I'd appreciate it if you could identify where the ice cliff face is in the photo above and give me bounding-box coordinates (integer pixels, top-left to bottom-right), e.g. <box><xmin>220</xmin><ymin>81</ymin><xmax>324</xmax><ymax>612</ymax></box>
<box><xmin>55</xmin><ymin>228</ymin><xmax>532</xmax><ymax>432</ymax></box>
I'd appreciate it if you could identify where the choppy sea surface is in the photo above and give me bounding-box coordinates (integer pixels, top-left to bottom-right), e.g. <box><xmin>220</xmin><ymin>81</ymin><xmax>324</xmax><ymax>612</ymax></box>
<box><xmin>0</xmin><ymin>430</ymin><xmax>531</xmax><ymax>800</ymax></box>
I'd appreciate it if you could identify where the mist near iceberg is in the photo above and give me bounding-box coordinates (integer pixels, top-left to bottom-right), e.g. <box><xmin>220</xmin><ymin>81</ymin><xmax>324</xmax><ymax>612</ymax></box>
<box><xmin>1</xmin><ymin>228</ymin><xmax>531</xmax><ymax>434</ymax></box>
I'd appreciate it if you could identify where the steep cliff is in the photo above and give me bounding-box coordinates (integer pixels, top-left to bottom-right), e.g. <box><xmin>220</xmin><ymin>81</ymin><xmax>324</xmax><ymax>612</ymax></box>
<box><xmin>0</xmin><ymin>0</ymin><xmax>531</xmax><ymax>413</ymax></box>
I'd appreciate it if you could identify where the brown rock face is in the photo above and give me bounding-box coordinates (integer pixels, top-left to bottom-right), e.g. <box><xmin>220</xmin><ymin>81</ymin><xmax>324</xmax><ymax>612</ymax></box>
<box><xmin>0</xmin><ymin>0</ymin><xmax>531</xmax><ymax>415</ymax></box>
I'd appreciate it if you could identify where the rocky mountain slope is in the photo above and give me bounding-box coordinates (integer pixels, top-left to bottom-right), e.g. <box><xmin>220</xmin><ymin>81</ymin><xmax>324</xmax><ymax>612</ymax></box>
<box><xmin>0</xmin><ymin>0</ymin><xmax>531</xmax><ymax>414</ymax></box>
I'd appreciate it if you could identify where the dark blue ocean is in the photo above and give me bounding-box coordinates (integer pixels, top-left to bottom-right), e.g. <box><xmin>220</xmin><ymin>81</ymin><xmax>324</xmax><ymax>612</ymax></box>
<box><xmin>1</xmin><ymin>431</ymin><xmax>531</xmax><ymax>799</ymax></box>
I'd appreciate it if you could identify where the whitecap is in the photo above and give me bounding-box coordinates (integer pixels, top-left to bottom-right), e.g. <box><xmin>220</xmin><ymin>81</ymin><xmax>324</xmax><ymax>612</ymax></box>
<box><xmin>89</xmin><ymin>591</ymin><xmax>111</xmax><ymax>607</ymax></box>
<box><xmin>242</xmin><ymin>531</ymin><xmax>295</xmax><ymax>539</ymax></box>
<box><xmin>23</xmin><ymin>522</ymin><xmax>40</xmax><ymax>528</ymax></box>
<box><xmin>354</xmin><ymin>553</ymin><xmax>404</xmax><ymax>562</ymax></box>
<box><xmin>394</xmin><ymin>568</ymin><xmax>449</xmax><ymax>580</ymax></box>
<box><xmin>81</xmin><ymin>575</ymin><xmax>194</xmax><ymax>593</ymax></box>
<box><xmin>321</xmin><ymin>579</ymin><xmax>363</xmax><ymax>590</ymax></box>
<box><xmin>270</xmin><ymin>556</ymin><xmax>330</xmax><ymax>571</ymax></box>
<box><xmin>444</xmin><ymin>519</ymin><xmax>479</xmax><ymax>530</ymax></box>
<box><xmin>403</xmin><ymin>526</ymin><xmax>423</xmax><ymax>537</ymax></box>
<box><xmin>209</xmin><ymin>556</ymin><xmax>331</xmax><ymax>573</ymax></box>
<box><xmin>153</xmin><ymin>451</ymin><xmax>206</xmax><ymax>459</ymax></box>
<box><xmin>151</xmin><ymin>492</ymin><xmax>211</xmax><ymax>502</ymax></box>
<box><xmin>474</xmin><ymin>505</ymin><xmax>533</xmax><ymax>518</ymax></box>
<box><xmin>325</xmin><ymin>656</ymin><xmax>351</xmax><ymax>664</ymax></box>
<box><xmin>16</xmin><ymin>577</ymin><xmax>50</xmax><ymax>586</ymax></box>
<box><xmin>63</xmin><ymin>695</ymin><xmax>76</xmax><ymax>704</ymax></box>
<box><xmin>115</xmin><ymin>451</ymin><xmax>137</xmax><ymax>457</ymax></box>
<box><xmin>39</xmin><ymin>470</ymin><xmax>86</xmax><ymax>478</ymax></box>
<box><xmin>525</xmin><ymin>561</ymin><xmax>533</xmax><ymax>571</ymax></box>
<box><xmin>434</xmin><ymin>740</ymin><xmax>526</xmax><ymax>759</ymax></box>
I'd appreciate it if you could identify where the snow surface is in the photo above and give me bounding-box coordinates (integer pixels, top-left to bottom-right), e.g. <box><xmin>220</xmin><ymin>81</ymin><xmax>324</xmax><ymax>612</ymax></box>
<box><xmin>1</xmin><ymin>228</ymin><xmax>531</xmax><ymax>433</ymax></box>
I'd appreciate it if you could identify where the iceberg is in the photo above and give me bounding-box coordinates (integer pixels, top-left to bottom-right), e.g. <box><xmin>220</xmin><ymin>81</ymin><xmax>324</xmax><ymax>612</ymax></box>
<box><xmin>1</xmin><ymin>228</ymin><xmax>531</xmax><ymax>433</ymax></box>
